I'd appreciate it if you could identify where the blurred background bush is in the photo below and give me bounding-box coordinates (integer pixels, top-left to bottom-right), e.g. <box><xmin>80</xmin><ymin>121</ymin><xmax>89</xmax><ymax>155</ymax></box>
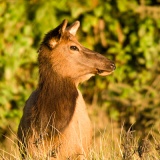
<box><xmin>0</xmin><ymin>0</ymin><xmax>160</xmax><ymax>148</ymax></box>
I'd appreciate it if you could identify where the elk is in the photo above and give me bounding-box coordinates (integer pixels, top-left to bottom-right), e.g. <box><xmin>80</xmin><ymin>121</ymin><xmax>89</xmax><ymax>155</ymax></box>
<box><xmin>17</xmin><ymin>19</ymin><xmax>116</xmax><ymax>160</ymax></box>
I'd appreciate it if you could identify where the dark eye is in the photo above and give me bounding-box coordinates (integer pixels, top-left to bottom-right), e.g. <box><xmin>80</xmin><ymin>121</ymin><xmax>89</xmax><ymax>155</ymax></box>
<box><xmin>70</xmin><ymin>46</ymin><xmax>79</xmax><ymax>51</ymax></box>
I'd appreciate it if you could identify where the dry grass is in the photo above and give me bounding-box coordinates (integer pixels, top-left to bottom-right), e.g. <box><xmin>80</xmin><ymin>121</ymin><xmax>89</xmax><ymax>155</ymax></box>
<box><xmin>1</xmin><ymin>106</ymin><xmax>160</xmax><ymax>160</ymax></box>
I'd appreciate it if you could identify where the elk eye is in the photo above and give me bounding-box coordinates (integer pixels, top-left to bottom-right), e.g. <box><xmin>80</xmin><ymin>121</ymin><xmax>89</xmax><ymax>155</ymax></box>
<box><xmin>70</xmin><ymin>46</ymin><xmax>79</xmax><ymax>51</ymax></box>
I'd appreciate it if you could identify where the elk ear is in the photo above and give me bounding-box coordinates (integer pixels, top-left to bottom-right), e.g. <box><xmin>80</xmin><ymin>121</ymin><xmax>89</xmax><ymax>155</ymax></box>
<box><xmin>42</xmin><ymin>19</ymin><xmax>68</xmax><ymax>49</ymax></box>
<box><xmin>58</xmin><ymin>19</ymin><xmax>68</xmax><ymax>35</ymax></box>
<box><xmin>67</xmin><ymin>21</ymin><xmax>80</xmax><ymax>36</ymax></box>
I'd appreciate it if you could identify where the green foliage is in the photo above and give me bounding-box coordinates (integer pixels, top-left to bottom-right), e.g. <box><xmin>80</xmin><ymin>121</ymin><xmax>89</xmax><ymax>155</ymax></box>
<box><xmin>0</xmin><ymin>0</ymin><xmax>160</xmax><ymax>144</ymax></box>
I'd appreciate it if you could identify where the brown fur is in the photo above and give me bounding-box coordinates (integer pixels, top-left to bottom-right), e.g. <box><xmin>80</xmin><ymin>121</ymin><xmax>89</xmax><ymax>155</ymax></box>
<box><xmin>17</xmin><ymin>20</ymin><xmax>115</xmax><ymax>159</ymax></box>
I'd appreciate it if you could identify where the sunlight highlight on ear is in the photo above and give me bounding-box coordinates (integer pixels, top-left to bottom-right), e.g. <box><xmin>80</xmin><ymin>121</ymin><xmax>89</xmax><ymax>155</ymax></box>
<box><xmin>67</xmin><ymin>21</ymin><xmax>80</xmax><ymax>36</ymax></box>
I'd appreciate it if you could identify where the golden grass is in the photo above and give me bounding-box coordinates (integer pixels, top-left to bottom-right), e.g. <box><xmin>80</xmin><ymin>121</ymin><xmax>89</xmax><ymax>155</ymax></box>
<box><xmin>1</xmin><ymin>106</ymin><xmax>160</xmax><ymax>159</ymax></box>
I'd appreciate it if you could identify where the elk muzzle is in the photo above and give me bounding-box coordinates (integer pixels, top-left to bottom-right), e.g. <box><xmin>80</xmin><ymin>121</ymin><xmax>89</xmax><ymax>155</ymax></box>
<box><xmin>96</xmin><ymin>60</ymin><xmax>116</xmax><ymax>76</ymax></box>
<box><xmin>81</xmin><ymin>48</ymin><xmax>116</xmax><ymax>76</ymax></box>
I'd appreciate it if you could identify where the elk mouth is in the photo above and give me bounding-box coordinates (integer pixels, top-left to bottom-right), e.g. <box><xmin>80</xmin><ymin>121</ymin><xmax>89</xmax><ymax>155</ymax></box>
<box><xmin>96</xmin><ymin>69</ymin><xmax>113</xmax><ymax>76</ymax></box>
<box><xmin>96</xmin><ymin>62</ymin><xmax>116</xmax><ymax>76</ymax></box>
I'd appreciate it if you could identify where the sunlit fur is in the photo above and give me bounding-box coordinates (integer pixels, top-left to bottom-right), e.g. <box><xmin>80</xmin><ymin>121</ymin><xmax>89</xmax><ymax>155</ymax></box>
<box><xmin>17</xmin><ymin>20</ymin><xmax>115</xmax><ymax>159</ymax></box>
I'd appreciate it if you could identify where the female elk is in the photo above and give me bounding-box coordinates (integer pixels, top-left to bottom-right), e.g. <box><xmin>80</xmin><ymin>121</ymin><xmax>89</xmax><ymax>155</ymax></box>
<box><xmin>17</xmin><ymin>20</ymin><xmax>116</xmax><ymax>159</ymax></box>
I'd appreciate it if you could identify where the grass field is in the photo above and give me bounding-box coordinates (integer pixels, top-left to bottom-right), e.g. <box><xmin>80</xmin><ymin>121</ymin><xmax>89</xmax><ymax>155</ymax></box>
<box><xmin>0</xmin><ymin>105</ymin><xmax>160</xmax><ymax>160</ymax></box>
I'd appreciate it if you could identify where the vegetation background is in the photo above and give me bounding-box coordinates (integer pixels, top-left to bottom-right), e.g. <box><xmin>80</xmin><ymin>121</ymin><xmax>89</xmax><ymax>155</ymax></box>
<box><xmin>0</xmin><ymin>0</ymin><xmax>160</xmax><ymax>159</ymax></box>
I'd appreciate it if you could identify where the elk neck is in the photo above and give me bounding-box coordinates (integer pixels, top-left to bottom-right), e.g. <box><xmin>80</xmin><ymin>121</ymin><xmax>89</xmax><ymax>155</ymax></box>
<box><xmin>34</xmin><ymin>57</ymin><xmax>78</xmax><ymax>133</ymax></box>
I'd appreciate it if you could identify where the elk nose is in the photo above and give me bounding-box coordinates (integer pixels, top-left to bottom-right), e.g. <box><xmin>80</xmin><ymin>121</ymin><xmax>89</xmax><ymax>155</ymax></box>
<box><xmin>110</xmin><ymin>62</ymin><xmax>116</xmax><ymax>70</ymax></box>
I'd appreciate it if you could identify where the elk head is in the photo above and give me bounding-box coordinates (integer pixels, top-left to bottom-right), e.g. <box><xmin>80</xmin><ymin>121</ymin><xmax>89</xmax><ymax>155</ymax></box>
<box><xmin>38</xmin><ymin>20</ymin><xmax>116</xmax><ymax>85</ymax></box>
